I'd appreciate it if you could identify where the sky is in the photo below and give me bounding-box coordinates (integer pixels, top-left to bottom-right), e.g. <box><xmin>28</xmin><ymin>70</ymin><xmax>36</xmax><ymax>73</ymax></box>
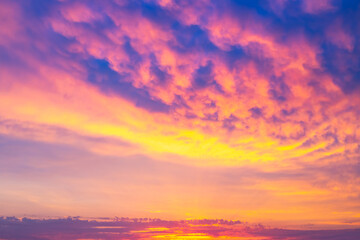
<box><xmin>0</xmin><ymin>0</ymin><xmax>360</xmax><ymax>232</ymax></box>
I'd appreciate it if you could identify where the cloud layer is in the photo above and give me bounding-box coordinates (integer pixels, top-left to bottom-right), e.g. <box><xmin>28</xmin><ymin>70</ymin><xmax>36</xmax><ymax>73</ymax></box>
<box><xmin>0</xmin><ymin>0</ymin><xmax>359</xmax><ymax>227</ymax></box>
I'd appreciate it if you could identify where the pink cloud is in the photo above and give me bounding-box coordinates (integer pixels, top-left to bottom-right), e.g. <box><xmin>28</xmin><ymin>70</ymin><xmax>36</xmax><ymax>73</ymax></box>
<box><xmin>301</xmin><ymin>0</ymin><xmax>336</xmax><ymax>14</ymax></box>
<box><xmin>326</xmin><ymin>18</ymin><xmax>355</xmax><ymax>51</ymax></box>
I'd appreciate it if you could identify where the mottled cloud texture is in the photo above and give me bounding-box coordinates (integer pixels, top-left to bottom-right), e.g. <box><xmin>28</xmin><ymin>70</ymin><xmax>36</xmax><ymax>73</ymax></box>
<box><xmin>0</xmin><ymin>0</ymin><xmax>360</xmax><ymax>231</ymax></box>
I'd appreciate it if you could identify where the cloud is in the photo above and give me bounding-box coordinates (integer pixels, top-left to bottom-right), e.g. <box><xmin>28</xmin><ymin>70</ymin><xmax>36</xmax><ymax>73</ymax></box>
<box><xmin>301</xmin><ymin>0</ymin><xmax>336</xmax><ymax>14</ymax></box>
<box><xmin>85</xmin><ymin>57</ymin><xmax>170</xmax><ymax>112</ymax></box>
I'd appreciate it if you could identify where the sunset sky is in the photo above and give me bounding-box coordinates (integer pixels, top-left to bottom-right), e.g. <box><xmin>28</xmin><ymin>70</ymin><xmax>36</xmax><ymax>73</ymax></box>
<box><xmin>0</xmin><ymin>0</ymin><xmax>360</xmax><ymax>231</ymax></box>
